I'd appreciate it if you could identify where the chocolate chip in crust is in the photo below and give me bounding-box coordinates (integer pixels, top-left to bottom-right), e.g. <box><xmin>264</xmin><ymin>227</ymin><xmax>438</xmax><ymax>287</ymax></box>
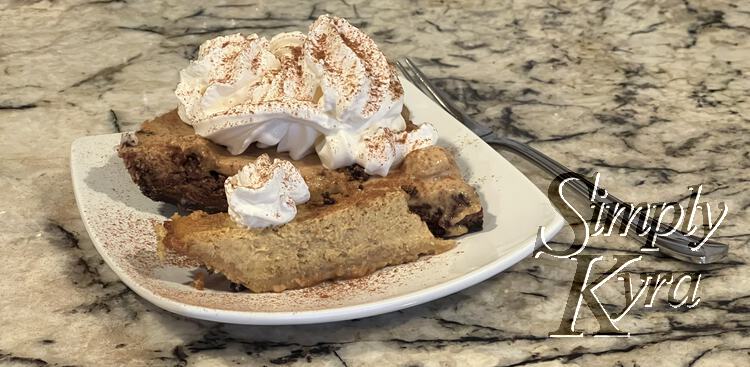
<box><xmin>344</xmin><ymin>164</ymin><xmax>370</xmax><ymax>182</ymax></box>
<box><xmin>322</xmin><ymin>192</ymin><xmax>336</xmax><ymax>205</ymax></box>
<box><xmin>457</xmin><ymin>208</ymin><xmax>484</xmax><ymax>233</ymax></box>
<box><xmin>452</xmin><ymin>192</ymin><xmax>470</xmax><ymax>207</ymax></box>
<box><xmin>400</xmin><ymin>185</ymin><xmax>418</xmax><ymax>198</ymax></box>
<box><xmin>409</xmin><ymin>204</ymin><xmax>446</xmax><ymax>237</ymax></box>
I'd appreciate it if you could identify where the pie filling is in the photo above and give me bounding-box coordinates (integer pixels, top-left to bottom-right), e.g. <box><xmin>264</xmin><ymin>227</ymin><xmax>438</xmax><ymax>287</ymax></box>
<box><xmin>157</xmin><ymin>190</ymin><xmax>456</xmax><ymax>293</ymax></box>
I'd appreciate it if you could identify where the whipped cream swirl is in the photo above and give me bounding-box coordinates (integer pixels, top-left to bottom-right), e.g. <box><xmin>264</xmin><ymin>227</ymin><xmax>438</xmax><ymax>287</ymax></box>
<box><xmin>224</xmin><ymin>155</ymin><xmax>310</xmax><ymax>228</ymax></box>
<box><xmin>176</xmin><ymin>15</ymin><xmax>436</xmax><ymax>176</ymax></box>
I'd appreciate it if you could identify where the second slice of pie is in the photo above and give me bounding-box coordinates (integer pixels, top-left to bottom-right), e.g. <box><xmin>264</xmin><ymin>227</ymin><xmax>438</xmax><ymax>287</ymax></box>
<box><xmin>159</xmin><ymin>189</ymin><xmax>454</xmax><ymax>292</ymax></box>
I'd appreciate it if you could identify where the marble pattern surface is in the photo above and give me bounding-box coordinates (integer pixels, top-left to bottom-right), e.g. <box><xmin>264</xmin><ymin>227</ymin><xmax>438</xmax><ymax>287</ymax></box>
<box><xmin>1</xmin><ymin>0</ymin><xmax>749</xmax><ymax>366</ymax></box>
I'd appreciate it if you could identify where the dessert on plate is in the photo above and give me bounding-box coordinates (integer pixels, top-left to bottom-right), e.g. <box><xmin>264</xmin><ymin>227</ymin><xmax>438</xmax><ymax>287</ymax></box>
<box><xmin>159</xmin><ymin>189</ymin><xmax>454</xmax><ymax>292</ymax></box>
<box><xmin>118</xmin><ymin>15</ymin><xmax>484</xmax><ymax>292</ymax></box>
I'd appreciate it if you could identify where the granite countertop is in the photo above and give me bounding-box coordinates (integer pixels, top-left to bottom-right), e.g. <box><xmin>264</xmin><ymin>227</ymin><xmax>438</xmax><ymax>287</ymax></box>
<box><xmin>2</xmin><ymin>0</ymin><xmax>749</xmax><ymax>366</ymax></box>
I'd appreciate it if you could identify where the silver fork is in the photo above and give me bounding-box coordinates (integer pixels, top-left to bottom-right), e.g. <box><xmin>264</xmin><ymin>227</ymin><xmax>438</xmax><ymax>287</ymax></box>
<box><xmin>397</xmin><ymin>58</ymin><xmax>728</xmax><ymax>264</ymax></box>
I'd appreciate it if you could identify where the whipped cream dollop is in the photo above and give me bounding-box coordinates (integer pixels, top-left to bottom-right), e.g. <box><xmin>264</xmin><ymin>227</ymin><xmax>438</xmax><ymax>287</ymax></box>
<box><xmin>176</xmin><ymin>14</ymin><xmax>436</xmax><ymax>176</ymax></box>
<box><xmin>224</xmin><ymin>154</ymin><xmax>310</xmax><ymax>228</ymax></box>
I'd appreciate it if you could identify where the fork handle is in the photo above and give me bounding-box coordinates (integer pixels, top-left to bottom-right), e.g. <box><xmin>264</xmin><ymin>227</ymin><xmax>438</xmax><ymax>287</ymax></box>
<box><xmin>483</xmin><ymin>134</ymin><xmax>728</xmax><ymax>264</ymax></box>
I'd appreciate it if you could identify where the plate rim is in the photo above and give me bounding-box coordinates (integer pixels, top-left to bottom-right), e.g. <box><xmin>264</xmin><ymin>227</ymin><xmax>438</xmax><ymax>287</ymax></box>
<box><xmin>71</xmin><ymin>134</ymin><xmax>564</xmax><ymax>325</ymax></box>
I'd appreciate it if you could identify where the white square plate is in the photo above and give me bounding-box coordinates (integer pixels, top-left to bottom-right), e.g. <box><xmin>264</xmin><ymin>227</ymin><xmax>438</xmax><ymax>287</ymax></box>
<box><xmin>70</xmin><ymin>80</ymin><xmax>564</xmax><ymax>325</ymax></box>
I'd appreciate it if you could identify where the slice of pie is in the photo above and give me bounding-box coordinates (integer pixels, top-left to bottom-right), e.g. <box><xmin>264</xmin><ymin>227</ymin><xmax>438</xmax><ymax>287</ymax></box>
<box><xmin>158</xmin><ymin>189</ymin><xmax>454</xmax><ymax>292</ymax></box>
<box><xmin>120</xmin><ymin>15</ymin><xmax>486</xmax><ymax>293</ymax></box>
<box><xmin>119</xmin><ymin>110</ymin><xmax>483</xmax><ymax>237</ymax></box>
